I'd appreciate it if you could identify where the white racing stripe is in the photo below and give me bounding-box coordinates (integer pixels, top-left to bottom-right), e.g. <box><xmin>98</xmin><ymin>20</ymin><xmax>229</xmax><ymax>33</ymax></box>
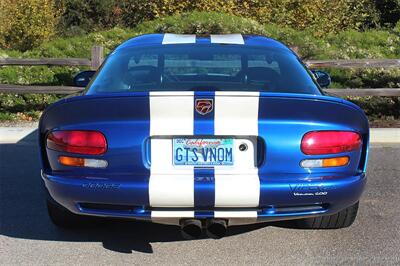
<box><xmin>214</xmin><ymin>211</ymin><xmax>258</xmax><ymax>218</ymax></box>
<box><xmin>151</xmin><ymin>211</ymin><xmax>194</xmax><ymax>225</ymax></box>
<box><xmin>214</xmin><ymin>92</ymin><xmax>259</xmax><ymax>135</ymax></box>
<box><xmin>162</xmin><ymin>33</ymin><xmax>196</xmax><ymax>44</ymax></box>
<box><xmin>214</xmin><ymin>92</ymin><xmax>260</xmax><ymax>215</ymax></box>
<box><xmin>149</xmin><ymin>92</ymin><xmax>194</xmax><ymax>135</ymax></box>
<box><xmin>149</xmin><ymin>92</ymin><xmax>194</xmax><ymax>216</ymax></box>
<box><xmin>210</xmin><ymin>34</ymin><xmax>244</xmax><ymax>44</ymax></box>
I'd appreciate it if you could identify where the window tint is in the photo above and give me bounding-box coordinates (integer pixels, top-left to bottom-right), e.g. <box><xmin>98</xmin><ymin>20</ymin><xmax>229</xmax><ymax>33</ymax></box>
<box><xmin>87</xmin><ymin>45</ymin><xmax>320</xmax><ymax>95</ymax></box>
<box><xmin>164</xmin><ymin>54</ymin><xmax>241</xmax><ymax>76</ymax></box>
<box><xmin>248</xmin><ymin>54</ymin><xmax>280</xmax><ymax>73</ymax></box>
<box><xmin>128</xmin><ymin>54</ymin><xmax>157</xmax><ymax>68</ymax></box>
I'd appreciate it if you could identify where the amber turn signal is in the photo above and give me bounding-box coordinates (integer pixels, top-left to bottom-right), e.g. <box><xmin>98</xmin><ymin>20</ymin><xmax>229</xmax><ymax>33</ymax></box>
<box><xmin>322</xmin><ymin>157</ymin><xmax>349</xmax><ymax>167</ymax></box>
<box><xmin>59</xmin><ymin>156</ymin><xmax>84</xmax><ymax>167</ymax></box>
<box><xmin>301</xmin><ymin>156</ymin><xmax>349</xmax><ymax>168</ymax></box>
<box><xmin>58</xmin><ymin>156</ymin><xmax>108</xmax><ymax>168</ymax></box>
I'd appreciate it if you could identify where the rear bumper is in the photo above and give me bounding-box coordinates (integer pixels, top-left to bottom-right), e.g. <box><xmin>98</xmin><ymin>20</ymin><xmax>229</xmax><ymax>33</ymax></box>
<box><xmin>42</xmin><ymin>171</ymin><xmax>366</xmax><ymax>225</ymax></box>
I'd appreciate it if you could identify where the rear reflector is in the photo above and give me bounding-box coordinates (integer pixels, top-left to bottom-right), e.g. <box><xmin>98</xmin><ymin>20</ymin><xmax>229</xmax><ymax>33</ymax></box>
<box><xmin>47</xmin><ymin>130</ymin><xmax>107</xmax><ymax>155</ymax></box>
<box><xmin>301</xmin><ymin>156</ymin><xmax>349</xmax><ymax>168</ymax></box>
<box><xmin>301</xmin><ymin>131</ymin><xmax>361</xmax><ymax>155</ymax></box>
<box><xmin>59</xmin><ymin>156</ymin><xmax>108</xmax><ymax>168</ymax></box>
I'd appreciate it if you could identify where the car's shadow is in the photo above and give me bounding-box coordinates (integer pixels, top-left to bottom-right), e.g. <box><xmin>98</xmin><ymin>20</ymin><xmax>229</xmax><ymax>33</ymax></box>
<box><xmin>0</xmin><ymin>129</ymin><xmax>289</xmax><ymax>254</ymax></box>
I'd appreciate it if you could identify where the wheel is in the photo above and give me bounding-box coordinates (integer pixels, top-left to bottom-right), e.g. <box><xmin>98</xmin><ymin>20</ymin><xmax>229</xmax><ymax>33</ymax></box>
<box><xmin>294</xmin><ymin>202</ymin><xmax>359</xmax><ymax>229</ymax></box>
<box><xmin>46</xmin><ymin>191</ymin><xmax>90</xmax><ymax>228</ymax></box>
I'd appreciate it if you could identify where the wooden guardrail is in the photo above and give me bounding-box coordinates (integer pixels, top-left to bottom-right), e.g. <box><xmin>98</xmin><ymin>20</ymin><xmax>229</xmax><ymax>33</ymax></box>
<box><xmin>306</xmin><ymin>59</ymin><xmax>400</xmax><ymax>69</ymax></box>
<box><xmin>0</xmin><ymin>46</ymin><xmax>104</xmax><ymax>69</ymax></box>
<box><xmin>0</xmin><ymin>46</ymin><xmax>399</xmax><ymax>96</ymax></box>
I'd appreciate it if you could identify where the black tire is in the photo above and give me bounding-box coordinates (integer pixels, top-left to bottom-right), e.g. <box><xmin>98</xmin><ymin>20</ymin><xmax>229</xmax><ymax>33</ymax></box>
<box><xmin>46</xmin><ymin>192</ymin><xmax>90</xmax><ymax>229</ymax></box>
<box><xmin>294</xmin><ymin>202</ymin><xmax>359</xmax><ymax>229</ymax></box>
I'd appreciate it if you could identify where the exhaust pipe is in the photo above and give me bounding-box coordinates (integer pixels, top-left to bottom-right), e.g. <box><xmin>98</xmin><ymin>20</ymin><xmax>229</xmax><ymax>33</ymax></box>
<box><xmin>206</xmin><ymin>219</ymin><xmax>227</xmax><ymax>239</ymax></box>
<box><xmin>180</xmin><ymin>219</ymin><xmax>202</xmax><ymax>239</ymax></box>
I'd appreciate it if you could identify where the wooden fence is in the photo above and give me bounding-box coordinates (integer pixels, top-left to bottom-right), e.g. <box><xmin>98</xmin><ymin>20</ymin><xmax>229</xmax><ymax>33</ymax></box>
<box><xmin>0</xmin><ymin>46</ymin><xmax>399</xmax><ymax>97</ymax></box>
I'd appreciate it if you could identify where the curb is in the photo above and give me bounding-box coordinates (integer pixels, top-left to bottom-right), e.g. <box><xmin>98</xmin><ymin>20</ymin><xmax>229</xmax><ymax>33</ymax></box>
<box><xmin>369</xmin><ymin>128</ymin><xmax>400</xmax><ymax>144</ymax></box>
<box><xmin>0</xmin><ymin>127</ymin><xmax>399</xmax><ymax>144</ymax></box>
<box><xmin>0</xmin><ymin>127</ymin><xmax>37</xmax><ymax>143</ymax></box>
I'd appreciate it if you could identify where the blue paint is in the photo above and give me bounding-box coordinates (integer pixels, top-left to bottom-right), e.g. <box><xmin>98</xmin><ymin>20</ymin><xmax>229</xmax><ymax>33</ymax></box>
<box><xmin>116</xmin><ymin>34</ymin><xmax>289</xmax><ymax>51</ymax></box>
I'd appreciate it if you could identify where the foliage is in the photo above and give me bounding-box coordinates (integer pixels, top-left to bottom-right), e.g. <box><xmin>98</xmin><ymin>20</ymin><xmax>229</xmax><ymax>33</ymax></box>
<box><xmin>56</xmin><ymin>0</ymin><xmax>380</xmax><ymax>36</ymax></box>
<box><xmin>347</xmin><ymin>96</ymin><xmax>400</xmax><ymax>120</ymax></box>
<box><xmin>328</xmin><ymin>69</ymin><xmax>400</xmax><ymax>89</ymax></box>
<box><xmin>0</xmin><ymin>0</ymin><xmax>62</xmax><ymax>51</ymax></box>
<box><xmin>135</xmin><ymin>11</ymin><xmax>266</xmax><ymax>35</ymax></box>
<box><xmin>273</xmin><ymin>28</ymin><xmax>400</xmax><ymax>60</ymax></box>
<box><xmin>374</xmin><ymin>0</ymin><xmax>400</xmax><ymax>27</ymax></box>
<box><xmin>56</xmin><ymin>0</ymin><xmax>123</xmax><ymax>36</ymax></box>
<box><xmin>0</xmin><ymin>93</ymin><xmax>61</xmax><ymax>121</ymax></box>
<box><xmin>0</xmin><ymin>12</ymin><xmax>399</xmax><ymax>121</ymax></box>
<box><xmin>118</xmin><ymin>0</ymin><xmax>379</xmax><ymax>35</ymax></box>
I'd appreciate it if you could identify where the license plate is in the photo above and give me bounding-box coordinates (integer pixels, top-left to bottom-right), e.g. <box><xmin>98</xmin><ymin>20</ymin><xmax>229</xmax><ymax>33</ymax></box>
<box><xmin>173</xmin><ymin>138</ymin><xmax>234</xmax><ymax>166</ymax></box>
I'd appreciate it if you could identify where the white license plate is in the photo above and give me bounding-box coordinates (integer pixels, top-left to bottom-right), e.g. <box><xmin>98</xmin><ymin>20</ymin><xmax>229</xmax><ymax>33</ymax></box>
<box><xmin>173</xmin><ymin>138</ymin><xmax>234</xmax><ymax>166</ymax></box>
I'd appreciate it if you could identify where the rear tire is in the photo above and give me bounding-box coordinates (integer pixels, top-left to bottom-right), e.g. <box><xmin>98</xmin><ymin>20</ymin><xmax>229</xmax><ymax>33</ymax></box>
<box><xmin>46</xmin><ymin>192</ymin><xmax>90</xmax><ymax>228</ymax></box>
<box><xmin>294</xmin><ymin>202</ymin><xmax>359</xmax><ymax>229</ymax></box>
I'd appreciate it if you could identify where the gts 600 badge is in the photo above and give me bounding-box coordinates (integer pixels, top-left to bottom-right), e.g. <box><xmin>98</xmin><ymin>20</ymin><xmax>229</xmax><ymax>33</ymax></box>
<box><xmin>82</xmin><ymin>183</ymin><xmax>120</xmax><ymax>190</ymax></box>
<box><xmin>289</xmin><ymin>184</ymin><xmax>333</xmax><ymax>196</ymax></box>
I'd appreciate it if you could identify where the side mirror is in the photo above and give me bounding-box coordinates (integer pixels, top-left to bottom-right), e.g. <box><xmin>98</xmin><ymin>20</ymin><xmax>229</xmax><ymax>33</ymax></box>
<box><xmin>312</xmin><ymin>70</ymin><xmax>331</xmax><ymax>88</ymax></box>
<box><xmin>73</xmin><ymin>70</ymin><xmax>96</xmax><ymax>87</ymax></box>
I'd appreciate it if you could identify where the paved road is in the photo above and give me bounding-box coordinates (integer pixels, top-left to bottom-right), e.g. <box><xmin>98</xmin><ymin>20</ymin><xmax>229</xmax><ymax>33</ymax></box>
<box><xmin>1</xmin><ymin>130</ymin><xmax>399</xmax><ymax>265</ymax></box>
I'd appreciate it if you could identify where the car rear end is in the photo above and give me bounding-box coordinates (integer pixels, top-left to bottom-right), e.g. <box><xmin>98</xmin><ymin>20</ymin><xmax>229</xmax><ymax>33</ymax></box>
<box><xmin>39</xmin><ymin>34</ymin><xmax>369</xmax><ymax>236</ymax></box>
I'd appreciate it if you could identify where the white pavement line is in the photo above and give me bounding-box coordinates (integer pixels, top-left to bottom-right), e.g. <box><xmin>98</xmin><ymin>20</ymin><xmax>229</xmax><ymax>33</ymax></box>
<box><xmin>0</xmin><ymin>127</ymin><xmax>399</xmax><ymax>144</ymax></box>
<box><xmin>0</xmin><ymin>127</ymin><xmax>37</xmax><ymax>143</ymax></box>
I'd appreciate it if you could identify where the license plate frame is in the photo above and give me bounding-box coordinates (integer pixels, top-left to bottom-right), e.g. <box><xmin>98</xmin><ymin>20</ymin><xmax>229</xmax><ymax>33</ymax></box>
<box><xmin>173</xmin><ymin>138</ymin><xmax>234</xmax><ymax>166</ymax></box>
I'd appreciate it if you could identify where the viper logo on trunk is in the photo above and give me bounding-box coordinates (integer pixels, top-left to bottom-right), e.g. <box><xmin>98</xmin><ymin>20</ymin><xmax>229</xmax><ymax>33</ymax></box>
<box><xmin>195</xmin><ymin>99</ymin><xmax>213</xmax><ymax>115</ymax></box>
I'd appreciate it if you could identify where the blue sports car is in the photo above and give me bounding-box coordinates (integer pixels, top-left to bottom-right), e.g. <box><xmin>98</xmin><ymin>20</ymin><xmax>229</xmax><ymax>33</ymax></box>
<box><xmin>39</xmin><ymin>34</ymin><xmax>369</xmax><ymax>239</ymax></box>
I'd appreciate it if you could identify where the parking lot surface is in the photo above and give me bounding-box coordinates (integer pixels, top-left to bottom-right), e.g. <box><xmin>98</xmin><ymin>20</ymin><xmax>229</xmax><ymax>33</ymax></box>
<box><xmin>1</xmin><ymin>130</ymin><xmax>399</xmax><ymax>265</ymax></box>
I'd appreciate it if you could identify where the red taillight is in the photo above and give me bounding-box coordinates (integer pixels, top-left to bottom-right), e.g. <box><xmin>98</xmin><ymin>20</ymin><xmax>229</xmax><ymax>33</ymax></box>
<box><xmin>46</xmin><ymin>130</ymin><xmax>107</xmax><ymax>155</ymax></box>
<box><xmin>301</xmin><ymin>131</ymin><xmax>361</xmax><ymax>155</ymax></box>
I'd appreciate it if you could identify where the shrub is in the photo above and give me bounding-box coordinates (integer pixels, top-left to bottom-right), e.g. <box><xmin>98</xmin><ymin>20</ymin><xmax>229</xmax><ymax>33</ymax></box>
<box><xmin>0</xmin><ymin>0</ymin><xmax>62</xmax><ymax>51</ymax></box>
<box><xmin>135</xmin><ymin>11</ymin><xmax>266</xmax><ymax>35</ymax></box>
<box><xmin>328</xmin><ymin>69</ymin><xmax>400</xmax><ymax>89</ymax></box>
<box><xmin>347</xmin><ymin>96</ymin><xmax>400</xmax><ymax>119</ymax></box>
<box><xmin>0</xmin><ymin>93</ymin><xmax>62</xmax><ymax>121</ymax></box>
<box><xmin>55</xmin><ymin>0</ymin><xmax>384</xmax><ymax>36</ymax></box>
<box><xmin>119</xmin><ymin>0</ymin><xmax>379</xmax><ymax>35</ymax></box>
<box><xmin>374</xmin><ymin>0</ymin><xmax>400</xmax><ymax>27</ymax></box>
<box><xmin>0</xmin><ymin>12</ymin><xmax>398</xmax><ymax>122</ymax></box>
<box><xmin>56</xmin><ymin>0</ymin><xmax>122</xmax><ymax>36</ymax></box>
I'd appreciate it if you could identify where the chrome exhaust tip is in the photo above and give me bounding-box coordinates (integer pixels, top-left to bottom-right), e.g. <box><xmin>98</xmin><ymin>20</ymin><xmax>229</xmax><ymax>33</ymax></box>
<box><xmin>206</xmin><ymin>219</ymin><xmax>227</xmax><ymax>239</ymax></box>
<box><xmin>180</xmin><ymin>219</ymin><xmax>202</xmax><ymax>239</ymax></box>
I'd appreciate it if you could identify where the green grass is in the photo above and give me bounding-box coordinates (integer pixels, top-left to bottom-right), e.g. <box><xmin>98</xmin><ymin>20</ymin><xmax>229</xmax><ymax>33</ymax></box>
<box><xmin>0</xmin><ymin>12</ymin><xmax>399</xmax><ymax>121</ymax></box>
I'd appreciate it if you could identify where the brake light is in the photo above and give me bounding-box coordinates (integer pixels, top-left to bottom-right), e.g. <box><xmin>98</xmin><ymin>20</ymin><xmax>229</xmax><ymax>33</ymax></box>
<box><xmin>301</xmin><ymin>131</ymin><xmax>361</xmax><ymax>155</ymax></box>
<box><xmin>46</xmin><ymin>130</ymin><xmax>107</xmax><ymax>155</ymax></box>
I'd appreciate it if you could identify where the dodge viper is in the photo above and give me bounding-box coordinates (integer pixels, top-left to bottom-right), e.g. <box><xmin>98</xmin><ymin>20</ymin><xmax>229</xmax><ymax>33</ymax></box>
<box><xmin>39</xmin><ymin>34</ymin><xmax>369</xmax><ymax>239</ymax></box>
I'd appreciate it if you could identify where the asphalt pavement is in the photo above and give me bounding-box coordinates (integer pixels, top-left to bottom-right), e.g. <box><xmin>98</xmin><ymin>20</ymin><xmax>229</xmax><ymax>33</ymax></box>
<box><xmin>1</xmin><ymin>130</ymin><xmax>399</xmax><ymax>265</ymax></box>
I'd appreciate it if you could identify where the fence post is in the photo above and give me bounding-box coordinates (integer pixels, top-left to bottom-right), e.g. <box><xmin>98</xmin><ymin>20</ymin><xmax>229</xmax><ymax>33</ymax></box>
<box><xmin>91</xmin><ymin>46</ymin><xmax>104</xmax><ymax>70</ymax></box>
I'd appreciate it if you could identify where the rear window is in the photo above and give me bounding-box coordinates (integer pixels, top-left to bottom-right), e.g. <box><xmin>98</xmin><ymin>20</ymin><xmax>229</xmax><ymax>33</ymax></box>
<box><xmin>87</xmin><ymin>45</ymin><xmax>320</xmax><ymax>95</ymax></box>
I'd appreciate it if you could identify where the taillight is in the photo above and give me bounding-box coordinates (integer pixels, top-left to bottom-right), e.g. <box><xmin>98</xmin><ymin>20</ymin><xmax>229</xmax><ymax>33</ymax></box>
<box><xmin>46</xmin><ymin>130</ymin><xmax>107</xmax><ymax>155</ymax></box>
<box><xmin>301</xmin><ymin>131</ymin><xmax>361</xmax><ymax>155</ymax></box>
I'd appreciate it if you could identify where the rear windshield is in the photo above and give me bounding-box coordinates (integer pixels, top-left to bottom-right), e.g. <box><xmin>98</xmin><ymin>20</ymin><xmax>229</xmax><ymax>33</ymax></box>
<box><xmin>87</xmin><ymin>45</ymin><xmax>320</xmax><ymax>95</ymax></box>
